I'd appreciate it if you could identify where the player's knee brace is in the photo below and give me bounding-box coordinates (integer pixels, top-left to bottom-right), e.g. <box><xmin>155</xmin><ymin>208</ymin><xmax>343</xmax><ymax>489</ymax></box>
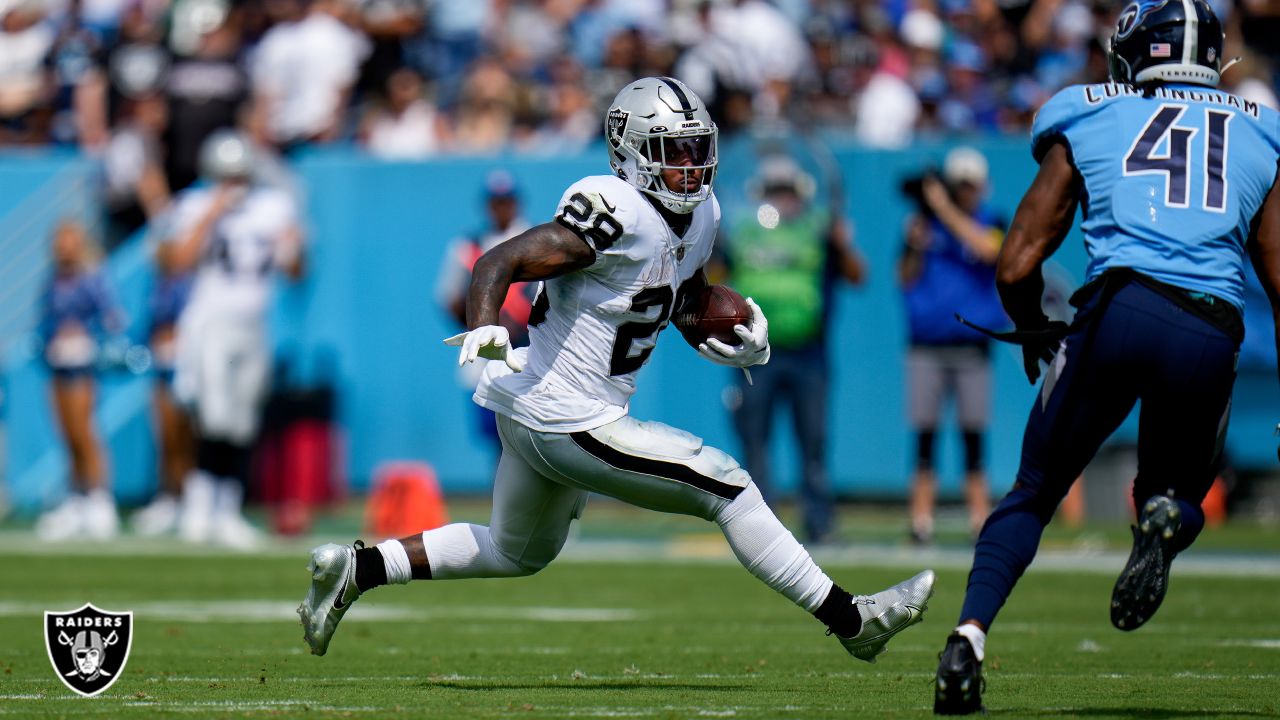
<box><xmin>915</xmin><ymin>430</ymin><xmax>937</xmax><ymax>472</ymax></box>
<box><xmin>963</xmin><ymin>431</ymin><xmax>984</xmax><ymax>474</ymax></box>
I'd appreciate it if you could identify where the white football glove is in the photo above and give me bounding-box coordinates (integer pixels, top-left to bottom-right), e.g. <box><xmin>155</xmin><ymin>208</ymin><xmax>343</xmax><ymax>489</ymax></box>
<box><xmin>443</xmin><ymin>325</ymin><xmax>524</xmax><ymax>373</ymax></box>
<box><xmin>697</xmin><ymin>297</ymin><xmax>771</xmax><ymax>368</ymax></box>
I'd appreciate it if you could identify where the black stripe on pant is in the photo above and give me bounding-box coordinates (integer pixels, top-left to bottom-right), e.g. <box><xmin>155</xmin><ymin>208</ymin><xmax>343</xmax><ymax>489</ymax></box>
<box><xmin>568</xmin><ymin>431</ymin><xmax>744</xmax><ymax>501</ymax></box>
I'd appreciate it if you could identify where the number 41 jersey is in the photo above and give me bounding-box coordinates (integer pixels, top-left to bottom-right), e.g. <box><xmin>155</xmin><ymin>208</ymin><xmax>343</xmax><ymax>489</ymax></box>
<box><xmin>475</xmin><ymin>174</ymin><xmax>719</xmax><ymax>433</ymax></box>
<box><xmin>1032</xmin><ymin>82</ymin><xmax>1280</xmax><ymax>310</ymax></box>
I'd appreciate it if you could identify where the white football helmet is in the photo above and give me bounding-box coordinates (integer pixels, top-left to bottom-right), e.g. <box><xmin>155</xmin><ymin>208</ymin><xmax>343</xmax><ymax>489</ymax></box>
<box><xmin>605</xmin><ymin>77</ymin><xmax>718</xmax><ymax>214</ymax></box>
<box><xmin>198</xmin><ymin>129</ymin><xmax>255</xmax><ymax>183</ymax></box>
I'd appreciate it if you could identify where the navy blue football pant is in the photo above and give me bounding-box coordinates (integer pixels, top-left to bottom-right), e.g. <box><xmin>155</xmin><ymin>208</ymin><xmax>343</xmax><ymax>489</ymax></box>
<box><xmin>733</xmin><ymin>342</ymin><xmax>833</xmax><ymax>542</ymax></box>
<box><xmin>960</xmin><ymin>281</ymin><xmax>1238</xmax><ymax>629</ymax></box>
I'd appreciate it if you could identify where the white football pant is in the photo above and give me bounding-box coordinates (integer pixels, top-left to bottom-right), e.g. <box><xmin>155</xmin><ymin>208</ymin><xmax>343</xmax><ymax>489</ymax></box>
<box><xmin>421</xmin><ymin>414</ymin><xmax>834</xmax><ymax>612</ymax></box>
<box><xmin>173</xmin><ymin>312</ymin><xmax>269</xmax><ymax>444</ymax></box>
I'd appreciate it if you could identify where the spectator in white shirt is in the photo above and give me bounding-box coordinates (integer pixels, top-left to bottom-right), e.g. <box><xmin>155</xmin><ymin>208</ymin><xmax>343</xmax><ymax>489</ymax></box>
<box><xmin>250</xmin><ymin>0</ymin><xmax>369</xmax><ymax>150</ymax></box>
<box><xmin>358</xmin><ymin>65</ymin><xmax>447</xmax><ymax>159</ymax></box>
<box><xmin>0</xmin><ymin>0</ymin><xmax>54</xmax><ymax>143</ymax></box>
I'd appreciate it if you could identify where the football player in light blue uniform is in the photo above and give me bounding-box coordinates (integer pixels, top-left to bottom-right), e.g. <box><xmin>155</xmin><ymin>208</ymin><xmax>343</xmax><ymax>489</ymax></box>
<box><xmin>934</xmin><ymin>0</ymin><xmax>1280</xmax><ymax>714</ymax></box>
<box><xmin>1031</xmin><ymin>77</ymin><xmax>1279</xmax><ymax>311</ymax></box>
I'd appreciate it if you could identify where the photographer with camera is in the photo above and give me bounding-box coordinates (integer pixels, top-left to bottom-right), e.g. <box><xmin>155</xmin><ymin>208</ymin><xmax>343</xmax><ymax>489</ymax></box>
<box><xmin>898</xmin><ymin>147</ymin><xmax>1006</xmax><ymax>545</ymax></box>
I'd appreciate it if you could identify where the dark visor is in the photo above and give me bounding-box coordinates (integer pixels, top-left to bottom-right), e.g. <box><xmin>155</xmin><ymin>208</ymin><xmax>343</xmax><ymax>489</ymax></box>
<box><xmin>649</xmin><ymin>135</ymin><xmax>714</xmax><ymax>167</ymax></box>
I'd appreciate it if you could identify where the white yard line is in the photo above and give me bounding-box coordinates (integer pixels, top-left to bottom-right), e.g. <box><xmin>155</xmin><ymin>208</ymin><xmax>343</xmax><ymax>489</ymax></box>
<box><xmin>1218</xmin><ymin>639</ymin><xmax>1280</xmax><ymax>649</ymax></box>
<box><xmin>0</xmin><ymin>531</ymin><xmax>1276</xmax><ymax>578</ymax></box>
<box><xmin>0</xmin><ymin>600</ymin><xmax>640</xmax><ymax>623</ymax></box>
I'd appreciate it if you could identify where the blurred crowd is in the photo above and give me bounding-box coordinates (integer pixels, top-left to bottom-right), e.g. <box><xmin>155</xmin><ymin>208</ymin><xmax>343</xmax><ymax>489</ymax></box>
<box><xmin>6</xmin><ymin>0</ymin><xmax>1280</xmax><ymax>225</ymax></box>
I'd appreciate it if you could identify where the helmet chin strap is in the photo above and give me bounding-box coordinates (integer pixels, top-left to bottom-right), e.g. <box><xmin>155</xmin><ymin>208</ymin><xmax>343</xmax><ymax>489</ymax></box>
<box><xmin>660</xmin><ymin>196</ymin><xmax>697</xmax><ymax>215</ymax></box>
<box><xmin>641</xmin><ymin>166</ymin><xmax>703</xmax><ymax>214</ymax></box>
<box><xmin>1219</xmin><ymin>56</ymin><xmax>1243</xmax><ymax>76</ymax></box>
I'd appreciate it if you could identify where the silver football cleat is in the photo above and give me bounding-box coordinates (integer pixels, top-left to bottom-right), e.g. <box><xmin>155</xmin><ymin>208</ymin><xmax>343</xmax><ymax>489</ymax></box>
<box><xmin>298</xmin><ymin>541</ymin><xmax>363</xmax><ymax>656</ymax></box>
<box><xmin>836</xmin><ymin>569</ymin><xmax>936</xmax><ymax>662</ymax></box>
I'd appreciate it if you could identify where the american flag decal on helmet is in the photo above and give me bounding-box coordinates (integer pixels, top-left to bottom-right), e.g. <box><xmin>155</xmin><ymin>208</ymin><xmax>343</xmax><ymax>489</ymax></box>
<box><xmin>1150</xmin><ymin>42</ymin><xmax>1172</xmax><ymax>57</ymax></box>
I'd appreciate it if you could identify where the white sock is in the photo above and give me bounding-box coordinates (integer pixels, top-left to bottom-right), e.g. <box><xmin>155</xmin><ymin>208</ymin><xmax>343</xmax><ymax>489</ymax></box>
<box><xmin>213</xmin><ymin>478</ymin><xmax>244</xmax><ymax>519</ymax></box>
<box><xmin>182</xmin><ymin>471</ymin><xmax>215</xmax><ymax>510</ymax></box>
<box><xmin>421</xmin><ymin>523</ymin><xmax>531</xmax><ymax>579</ymax></box>
<box><xmin>376</xmin><ymin>539</ymin><xmax>413</xmax><ymax>585</ymax></box>
<box><xmin>85</xmin><ymin>487</ymin><xmax>114</xmax><ymax>508</ymax></box>
<box><xmin>715</xmin><ymin>484</ymin><xmax>833</xmax><ymax>612</ymax></box>
<box><xmin>956</xmin><ymin>624</ymin><xmax>986</xmax><ymax>662</ymax></box>
<box><xmin>912</xmin><ymin>515</ymin><xmax>934</xmax><ymax>537</ymax></box>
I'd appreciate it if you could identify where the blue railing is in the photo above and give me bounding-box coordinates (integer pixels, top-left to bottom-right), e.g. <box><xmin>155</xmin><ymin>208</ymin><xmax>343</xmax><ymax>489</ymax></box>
<box><xmin>2</xmin><ymin>138</ymin><xmax>1276</xmax><ymax>513</ymax></box>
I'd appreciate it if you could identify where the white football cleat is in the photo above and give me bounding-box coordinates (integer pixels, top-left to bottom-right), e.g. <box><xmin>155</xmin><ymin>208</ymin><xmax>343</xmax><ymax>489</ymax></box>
<box><xmin>35</xmin><ymin>495</ymin><xmax>85</xmax><ymax>541</ymax></box>
<box><xmin>212</xmin><ymin>512</ymin><xmax>262</xmax><ymax>551</ymax></box>
<box><xmin>82</xmin><ymin>490</ymin><xmax>120</xmax><ymax>540</ymax></box>
<box><xmin>836</xmin><ymin>569</ymin><xmax>936</xmax><ymax>662</ymax></box>
<box><xmin>132</xmin><ymin>494</ymin><xmax>178</xmax><ymax>537</ymax></box>
<box><xmin>178</xmin><ymin>474</ymin><xmax>216</xmax><ymax>543</ymax></box>
<box><xmin>298</xmin><ymin>541</ymin><xmax>363</xmax><ymax>656</ymax></box>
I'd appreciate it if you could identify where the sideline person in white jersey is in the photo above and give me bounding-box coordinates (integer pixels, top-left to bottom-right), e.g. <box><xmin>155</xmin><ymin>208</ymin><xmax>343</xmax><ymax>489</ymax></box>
<box><xmin>299</xmin><ymin>77</ymin><xmax>935</xmax><ymax>659</ymax></box>
<box><xmin>162</xmin><ymin>129</ymin><xmax>304</xmax><ymax>548</ymax></box>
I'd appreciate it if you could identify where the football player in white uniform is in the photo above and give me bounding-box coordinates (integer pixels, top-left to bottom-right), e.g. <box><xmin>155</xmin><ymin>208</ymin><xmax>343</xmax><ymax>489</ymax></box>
<box><xmin>161</xmin><ymin>130</ymin><xmax>304</xmax><ymax>547</ymax></box>
<box><xmin>299</xmin><ymin>78</ymin><xmax>934</xmax><ymax>659</ymax></box>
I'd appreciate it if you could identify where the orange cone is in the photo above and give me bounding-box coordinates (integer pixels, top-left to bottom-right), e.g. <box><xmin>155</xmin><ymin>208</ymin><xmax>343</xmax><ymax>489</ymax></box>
<box><xmin>1201</xmin><ymin>476</ymin><xmax>1228</xmax><ymax>528</ymax></box>
<box><xmin>365</xmin><ymin>461</ymin><xmax>450</xmax><ymax>538</ymax></box>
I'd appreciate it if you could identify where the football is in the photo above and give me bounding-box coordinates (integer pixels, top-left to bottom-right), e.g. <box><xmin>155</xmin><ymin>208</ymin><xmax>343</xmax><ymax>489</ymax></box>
<box><xmin>673</xmin><ymin>284</ymin><xmax>752</xmax><ymax>348</ymax></box>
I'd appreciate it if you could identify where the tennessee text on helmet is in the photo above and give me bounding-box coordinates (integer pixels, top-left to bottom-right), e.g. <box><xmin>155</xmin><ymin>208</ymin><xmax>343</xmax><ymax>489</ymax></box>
<box><xmin>605</xmin><ymin>76</ymin><xmax>718</xmax><ymax>215</ymax></box>
<box><xmin>1109</xmin><ymin>0</ymin><xmax>1224</xmax><ymax>87</ymax></box>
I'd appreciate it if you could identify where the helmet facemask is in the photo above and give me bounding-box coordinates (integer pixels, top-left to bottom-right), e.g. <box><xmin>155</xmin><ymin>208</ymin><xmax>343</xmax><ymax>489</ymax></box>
<box><xmin>606</xmin><ymin>77</ymin><xmax>719</xmax><ymax>215</ymax></box>
<box><xmin>634</xmin><ymin>129</ymin><xmax>718</xmax><ymax>214</ymax></box>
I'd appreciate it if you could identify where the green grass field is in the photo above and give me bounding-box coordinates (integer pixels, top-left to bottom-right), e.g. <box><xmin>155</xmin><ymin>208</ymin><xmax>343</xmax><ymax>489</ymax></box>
<box><xmin>2</xmin><ymin>507</ymin><xmax>1279</xmax><ymax>718</ymax></box>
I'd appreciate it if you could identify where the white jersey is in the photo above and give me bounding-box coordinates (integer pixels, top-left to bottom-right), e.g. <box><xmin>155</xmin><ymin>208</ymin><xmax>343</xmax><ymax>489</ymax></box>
<box><xmin>475</xmin><ymin>175</ymin><xmax>719</xmax><ymax>432</ymax></box>
<box><xmin>163</xmin><ymin>185</ymin><xmax>299</xmax><ymax>321</ymax></box>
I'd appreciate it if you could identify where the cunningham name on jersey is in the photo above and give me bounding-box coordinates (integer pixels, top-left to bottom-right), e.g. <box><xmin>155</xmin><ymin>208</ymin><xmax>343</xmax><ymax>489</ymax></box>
<box><xmin>474</xmin><ymin>175</ymin><xmax>720</xmax><ymax>432</ymax></box>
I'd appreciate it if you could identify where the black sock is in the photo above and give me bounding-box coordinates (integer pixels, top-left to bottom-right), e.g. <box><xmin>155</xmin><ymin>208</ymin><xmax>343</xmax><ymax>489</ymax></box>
<box><xmin>814</xmin><ymin>584</ymin><xmax>863</xmax><ymax>638</ymax></box>
<box><xmin>354</xmin><ymin>546</ymin><xmax>388</xmax><ymax>592</ymax></box>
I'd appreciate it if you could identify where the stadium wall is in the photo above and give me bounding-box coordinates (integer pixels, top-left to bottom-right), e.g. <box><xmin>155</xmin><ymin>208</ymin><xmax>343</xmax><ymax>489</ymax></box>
<box><xmin>3</xmin><ymin>139</ymin><xmax>1276</xmax><ymax>511</ymax></box>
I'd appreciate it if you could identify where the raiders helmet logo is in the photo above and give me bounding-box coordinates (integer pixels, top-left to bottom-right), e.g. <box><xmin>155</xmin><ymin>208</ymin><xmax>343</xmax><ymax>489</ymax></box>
<box><xmin>45</xmin><ymin>603</ymin><xmax>133</xmax><ymax>697</ymax></box>
<box><xmin>606</xmin><ymin>108</ymin><xmax>630</xmax><ymax>149</ymax></box>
